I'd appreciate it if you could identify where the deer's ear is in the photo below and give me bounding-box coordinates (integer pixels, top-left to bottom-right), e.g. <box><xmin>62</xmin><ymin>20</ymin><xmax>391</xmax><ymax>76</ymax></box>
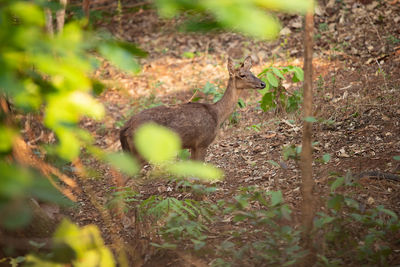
<box><xmin>227</xmin><ymin>57</ymin><xmax>235</xmax><ymax>76</ymax></box>
<box><xmin>242</xmin><ymin>56</ymin><xmax>252</xmax><ymax>71</ymax></box>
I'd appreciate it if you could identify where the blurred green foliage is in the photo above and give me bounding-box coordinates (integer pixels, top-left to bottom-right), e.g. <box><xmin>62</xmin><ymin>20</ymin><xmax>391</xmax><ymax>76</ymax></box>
<box><xmin>0</xmin><ymin>162</ymin><xmax>72</xmax><ymax>229</ymax></box>
<box><xmin>134</xmin><ymin>123</ymin><xmax>223</xmax><ymax>181</ymax></box>
<box><xmin>154</xmin><ymin>0</ymin><xmax>313</xmax><ymax>39</ymax></box>
<box><xmin>0</xmin><ymin>0</ymin><xmax>146</xmax><ymax>160</ymax></box>
<box><xmin>135</xmin><ymin>123</ymin><xmax>182</xmax><ymax>164</ymax></box>
<box><xmin>1</xmin><ymin>0</ymin><xmax>313</xmax><ymax>264</ymax></box>
<box><xmin>0</xmin><ymin>0</ymin><xmax>145</xmax><ymax>231</ymax></box>
<box><xmin>25</xmin><ymin>219</ymin><xmax>115</xmax><ymax>266</ymax></box>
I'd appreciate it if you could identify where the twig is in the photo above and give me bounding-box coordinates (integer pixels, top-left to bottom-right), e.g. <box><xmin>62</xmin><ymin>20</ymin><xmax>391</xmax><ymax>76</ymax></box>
<box><xmin>375</xmin><ymin>59</ymin><xmax>389</xmax><ymax>92</ymax></box>
<box><xmin>27</xmin><ymin>130</ymin><xmax>44</xmax><ymax>147</ymax></box>
<box><xmin>365</xmin><ymin>12</ymin><xmax>383</xmax><ymax>44</ymax></box>
<box><xmin>13</xmin><ymin>137</ymin><xmax>78</xmax><ymax>201</ymax></box>
<box><xmin>187</xmin><ymin>89</ymin><xmax>199</xmax><ymax>102</ymax></box>
<box><xmin>339</xmin><ymin>84</ymin><xmax>352</xmax><ymax>91</ymax></box>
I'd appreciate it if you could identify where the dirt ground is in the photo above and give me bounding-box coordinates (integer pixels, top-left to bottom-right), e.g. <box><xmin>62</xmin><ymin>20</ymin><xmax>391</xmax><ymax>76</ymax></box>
<box><xmin>62</xmin><ymin>0</ymin><xmax>400</xmax><ymax>265</ymax></box>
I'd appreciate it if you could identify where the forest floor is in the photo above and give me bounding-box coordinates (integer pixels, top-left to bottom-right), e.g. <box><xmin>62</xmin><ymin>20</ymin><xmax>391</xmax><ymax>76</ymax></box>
<box><xmin>60</xmin><ymin>0</ymin><xmax>400</xmax><ymax>266</ymax></box>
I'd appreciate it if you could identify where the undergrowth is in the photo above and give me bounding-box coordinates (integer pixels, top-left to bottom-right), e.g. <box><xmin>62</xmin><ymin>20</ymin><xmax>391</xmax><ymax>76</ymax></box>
<box><xmin>107</xmin><ymin>176</ymin><xmax>400</xmax><ymax>266</ymax></box>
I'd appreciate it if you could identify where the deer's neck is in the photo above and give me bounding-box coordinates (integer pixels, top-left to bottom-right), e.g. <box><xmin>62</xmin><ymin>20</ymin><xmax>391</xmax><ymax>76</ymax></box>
<box><xmin>213</xmin><ymin>77</ymin><xmax>238</xmax><ymax>125</ymax></box>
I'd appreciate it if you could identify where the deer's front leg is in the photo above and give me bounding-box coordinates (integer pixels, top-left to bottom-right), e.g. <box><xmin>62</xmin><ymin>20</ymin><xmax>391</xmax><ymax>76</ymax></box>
<box><xmin>191</xmin><ymin>146</ymin><xmax>207</xmax><ymax>161</ymax></box>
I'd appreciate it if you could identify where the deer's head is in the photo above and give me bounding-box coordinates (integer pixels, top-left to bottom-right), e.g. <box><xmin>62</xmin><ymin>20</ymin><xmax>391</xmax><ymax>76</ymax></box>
<box><xmin>228</xmin><ymin>56</ymin><xmax>266</xmax><ymax>90</ymax></box>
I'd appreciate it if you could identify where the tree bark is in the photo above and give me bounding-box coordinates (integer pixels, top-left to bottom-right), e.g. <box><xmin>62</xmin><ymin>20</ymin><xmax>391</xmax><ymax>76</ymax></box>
<box><xmin>83</xmin><ymin>0</ymin><xmax>90</xmax><ymax>19</ymax></box>
<box><xmin>56</xmin><ymin>0</ymin><xmax>67</xmax><ymax>33</ymax></box>
<box><xmin>45</xmin><ymin>7</ymin><xmax>54</xmax><ymax>36</ymax></box>
<box><xmin>300</xmin><ymin>7</ymin><xmax>316</xmax><ymax>267</ymax></box>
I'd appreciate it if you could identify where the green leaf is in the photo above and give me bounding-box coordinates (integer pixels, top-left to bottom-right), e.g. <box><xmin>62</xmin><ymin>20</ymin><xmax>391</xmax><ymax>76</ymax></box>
<box><xmin>377</xmin><ymin>206</ymin><xmax>398</xmax><ymax>220</ymax></box>
<box><xmin>258</xmin><ymin>78</ymin><xmax>270</xmax><ymax>95</ymax></box>
<box><xmin>350</xmin><ymin>213</ymin><xmax>363</xmax><ymax>222</ymax></box>
<box><xmin>292</xmin><ymin>67</ymin><xmax>304</xmax><ymax>82</ymax></box>
<box><xmin>253</xmin><ymin>0</ymin><xmax>312</xmax><ymax>14</ymax></box>
<box><xmin>10</xmin><ymin>2</ymin><xmax>45</xmax><ymax>26</ymax></box>
<box><xmin>112</xmin><ymin>41</ymin><xmax>148</xmax><ymax>58</ymax></box>
<box><xmin>260</xmin><ymin>92</ymin><xmax>275</xmax><ymax>111</ymax></box>
<box><xmin>267</xmin><ymin>160</ymin><xmax>280</xmax><ymax>168</ymax></box>
<box><xmin>322</xmin><ymin>154</ymin><xmax>331</xmax><ymax>163</ymax></box>
<box><xmin>304</xmin><ymin>116</ymin><xmax>317</xmax><ymax>123</ymax></box>
<box><xmin>393</xmin><ymin>155</ymin><xmax>400</xmax><ymax>161</ymax></box>
<box><xmin>220</xmin><ymin>240</ymin><xmax>235</xmax><ymax>250</ymax></box>
<box><xmin>286</xmin><ymin>90</ymin><xmax>302</xmax><ymax>113</ymax></box>
<box><xmin>134</xmin><ymin>123</ymin><xmax>181</xmax><ymax>164</ymax></box>
<box><xmin>99</xmin><ymin>44</ymin><xmax>140</xmax><ymax>74</ymax></box>
<box><xmin>2</xmin><ymin>202</ymin><xmax>32</xmax><ymax>229</ymax></box>
<box><xmin>330</xmin><ymin>177</ymin><xmax>345</xmax><ymax>192</ymax></box>
<box><xmin>54</xmin><ymin>130</ymin><xmax>80</xmax><ymax>161</ymax></box>
<box><xmin>0</xmin><ymin>126</ymin><xmax>16</xmax><ymax>152</ymax></box>
<box><xmin>237</xmin><ymin>98</ymin><xmax>246</xmax><ymax>108</ymax></box>
<box><xmin>151</xmin><ymin>242</ymin><xmax>177</xmax><ymax>249</ymax></box>
<box><xmin>92</xmin><ymin>79</ymin><xmax>105</xmax><ymax>96</ymax></box>
<box><xmin>283</xmin><ymin>144</ymin><xmax>301</xmax><ymax>160</ymax></box>
<box><xmin>178</xmin><ymin>149</ymin><xmax>191</xmax><ymax>160</ymax></box>
<box><xmin>344</xmin><ymin>198</ymin><xmax>359</xmax><ymax>209</ymax></box>
<box><xmin>182</xmin><ymin>52</ymin><xmax>195</xmax><ymax>59</ymax></box>
<box><xmin>204</xmin><ymin>1</ymin><xmax>281</xmax><ymax>40</ymax></box>
<box><xmin>266</xmin><ymin>72</ymin><xmax>279</xmax><ymax>87</ymax></box>
<box><xmin>271</xmin><ymin>67</ymin><xmax>285</xmax><ymax>79</ymax></box>
<box><xmin>191</xmin><ymin>239</ymin><xmax>206</xmax><ymax>250</ymax></box>
<box><xmin>167</xmin><ymin>161</ymin><xmax>223</xmax><ymax>182</ymax></box>
<box><xmin>327</xmin><ymin>194</ymin><xmax>344</xmax><ymax>211</ymax></box>
<box><xmin>295</xmin><ymin>145</ymin><xmax>302</xmax><ymax>155</ymax></box>
<box><xmin>270</xmin><ymin>191</ymin><xmax>283</xmax><ymax>206</ymax></box>
<box><xmin>105</xmin><ymin>152</ymin><xmax>139</xmax><ymax>176</ymax></box>
<box><xmin>52</xmin><ymin>219</ymin><xmax>115</xmax><ymax>266</ymax></box>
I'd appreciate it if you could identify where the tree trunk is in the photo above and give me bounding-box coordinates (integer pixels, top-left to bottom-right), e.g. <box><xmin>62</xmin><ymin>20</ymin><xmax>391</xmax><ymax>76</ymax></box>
<box><xmin>45</xmin><ymin>7</ymin><xmax>54</xmax><ymax>36</ymax></box>
<box><xmin>83</xmin><ymin>0</ymin><xmax>90</xmax><ymax>19</ymax></box>
<box><xmin>300</xmin><ymin>6</ymin><xmax>316</xmax><ymax>267</ymax></box>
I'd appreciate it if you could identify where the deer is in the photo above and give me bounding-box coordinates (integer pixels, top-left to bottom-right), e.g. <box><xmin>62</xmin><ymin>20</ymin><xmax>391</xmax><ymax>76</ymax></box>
<box><xmin>120</xmin><ymin>56</ymin><xmax>266</xmax><ymax>163</ymax></box>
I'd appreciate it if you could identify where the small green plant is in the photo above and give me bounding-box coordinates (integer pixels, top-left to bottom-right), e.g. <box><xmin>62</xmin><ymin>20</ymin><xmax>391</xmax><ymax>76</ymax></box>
<box><xmin>107</xmin><ymin>186</ymin><xmax>140</xmax><ymax>213</ymax></box>
<box><xmin>386</xmin><ymin>35</ymin><xmax>400</xmax><ymax>45</ymax></box>
<box><xmin>201</xmin><ymin>82</ymin><xmax>224</xmax><ymax>103</ymax></box>
<box><xmin>282</xmin><ymin>144</ymin><xmax>302</xmax><ymax>161</ymax></box>
<box><xmin>318</xmin><ymin>22</ymin><xmax>329</xmax><ymax>32</ymax></box>
<box><xmin>178</xmin><ymin>148</ymin><xmax>191</xmax><ymax>160</ymax></box>
<box><xmin>246</xmin><ymin>123</ymin><xmax>262</xmax><ymax>132</ymax></box>
<box><xmin>317</xmin><ymin>74</ymin><xmax>325</xmax><ymax>92</ymax></box>
<box><xmin>314</xmin><ymin>33</ymin><xmax>322</xmax><ymax>40</ymax></box>
<box><xmin>258</xmin><ymin>66</ymin><xmax>303</xmax><ymax>113</ymax></box>
<box><xmin>139</xmin><ymin>195</ymin><xmax>216</xmax><ymax>251</ymax></box>
<box><xmin>228</xmin><ymin>110</ymin><xmax>241</xmax><ymax>125</ymax></box>
<box><xmin>140</xmin><ymin>93</ymin><xmax>163</xmax><ymax>110</ymax></box>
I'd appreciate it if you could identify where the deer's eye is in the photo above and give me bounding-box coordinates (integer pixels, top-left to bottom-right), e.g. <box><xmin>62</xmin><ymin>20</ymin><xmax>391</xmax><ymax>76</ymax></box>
<box><xmin>239</xmin><ymin>74</ymin><xmax>246</xmax><ymax>78</ymax></box>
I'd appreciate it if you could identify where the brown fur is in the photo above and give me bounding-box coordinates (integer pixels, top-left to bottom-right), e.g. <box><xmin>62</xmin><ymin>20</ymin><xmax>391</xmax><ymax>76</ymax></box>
<box><xmin>120</xmin><ymin>56</ymin><xmax>265</xmax><ymax>162</ymax></box>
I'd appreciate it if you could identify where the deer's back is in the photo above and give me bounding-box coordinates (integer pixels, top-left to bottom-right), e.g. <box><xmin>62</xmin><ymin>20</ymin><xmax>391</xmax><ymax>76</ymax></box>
<box><xmin>120</xmin><ymin>102</ymin><xmax>219</xmax><ymax>150</ymax></box>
